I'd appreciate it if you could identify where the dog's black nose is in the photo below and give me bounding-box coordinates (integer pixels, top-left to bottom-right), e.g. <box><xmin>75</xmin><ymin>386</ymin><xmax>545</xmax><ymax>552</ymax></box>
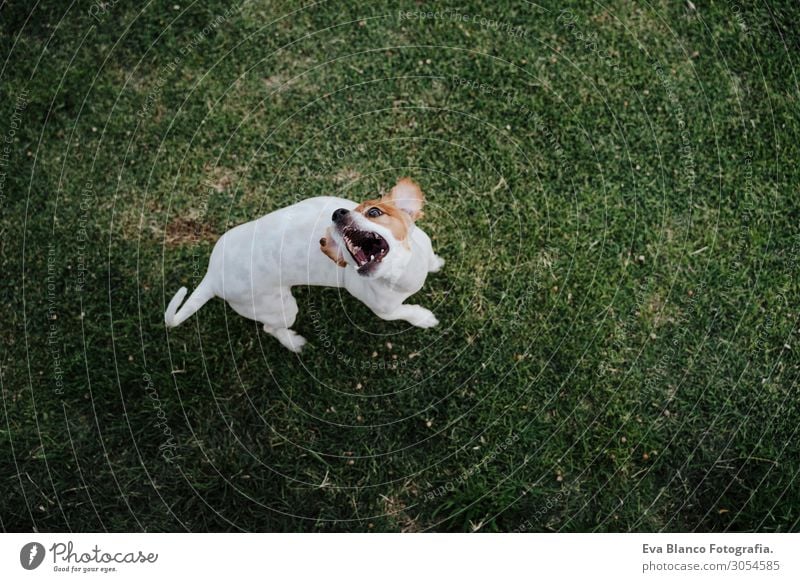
<box><xmin>332</xmin><ymin>208</ymin><xmax>349</xmax><ymax>221</ymax></box>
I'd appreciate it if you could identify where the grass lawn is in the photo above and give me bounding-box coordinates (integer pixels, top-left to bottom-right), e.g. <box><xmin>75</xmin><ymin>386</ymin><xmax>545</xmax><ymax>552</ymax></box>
<box><xmin>1</xmin><ymin>0</ymin><xmax>799</xmax><ymax>532</ymax></box>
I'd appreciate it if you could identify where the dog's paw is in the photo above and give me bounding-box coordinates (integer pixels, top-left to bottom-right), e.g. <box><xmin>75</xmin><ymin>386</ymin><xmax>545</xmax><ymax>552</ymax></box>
<box><xmin>269</xmin><ymin>328</ymin><xmax>308</xmax><ymax>353</ymax></box>
<box><xmin>409</xmin><ymin>307</ymin><xmax>439</xmax><ymax>329</ymax></box>
<box><xmin>429</xmin><ymin>255</ymin><xmax>445</xmax><ymax>273</ymax></box>
<box><xmin>283</xmin><ymin>332</ymin><xmax>308</xmax><ymax>353</ymax></box>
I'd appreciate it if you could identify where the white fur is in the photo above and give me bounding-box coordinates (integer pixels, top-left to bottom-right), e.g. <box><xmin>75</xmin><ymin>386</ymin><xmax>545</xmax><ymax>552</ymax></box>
<box><xmin>164</xmin><ymin>196</ymin><xmax>443</xmax><ymax>352</ymax></box>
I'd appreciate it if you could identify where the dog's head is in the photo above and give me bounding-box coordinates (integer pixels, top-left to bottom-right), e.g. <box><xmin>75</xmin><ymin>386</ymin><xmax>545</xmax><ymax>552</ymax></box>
<box><xmin>319</xmin><ymin>178</ymin><xmax>425</xmax><ymax>278</ymax></box>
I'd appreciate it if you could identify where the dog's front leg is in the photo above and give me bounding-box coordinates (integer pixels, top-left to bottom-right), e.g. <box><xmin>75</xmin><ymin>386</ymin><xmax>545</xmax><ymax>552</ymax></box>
<box><xmin>375</xmin><ymin>304</ymin><xmax>439</xmax><ymax>329</ymax></box>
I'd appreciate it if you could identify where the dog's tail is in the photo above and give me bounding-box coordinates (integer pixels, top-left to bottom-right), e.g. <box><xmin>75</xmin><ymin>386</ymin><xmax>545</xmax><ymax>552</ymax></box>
<box><xmin>164</xmin><ymin>279</ymin><xmax>215</xmax><ymax>328</ymax></box>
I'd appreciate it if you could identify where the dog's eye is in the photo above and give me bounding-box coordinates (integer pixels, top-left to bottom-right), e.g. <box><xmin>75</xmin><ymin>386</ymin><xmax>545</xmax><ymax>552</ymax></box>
<box><xmin>366</xmin><ymin>207</ymin><xmax>383</xmax><ymax>218</ymax></box>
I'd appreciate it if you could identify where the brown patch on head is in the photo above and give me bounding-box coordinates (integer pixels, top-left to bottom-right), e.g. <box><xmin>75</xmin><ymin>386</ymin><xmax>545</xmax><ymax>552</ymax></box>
<box><xmin>319</xmin><ymin>228</ymin><xmax>347</xmax><ymax>267</ymax></box>
<box><xmin>353</xmin><ymin>197</ymin><xmax>412</xmax><ymax>242</ymax></box>
<box><xmin>353</xmin><ymin>178</ymin><xmax>425</xmax><ymax>242</ymax></box>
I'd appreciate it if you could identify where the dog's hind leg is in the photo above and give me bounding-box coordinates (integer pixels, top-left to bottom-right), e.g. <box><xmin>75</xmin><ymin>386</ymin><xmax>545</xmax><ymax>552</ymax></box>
<box><xmin>257</xmin><ymin>288</ymin><xmax>307</xmax><ymax>353</ymax></box>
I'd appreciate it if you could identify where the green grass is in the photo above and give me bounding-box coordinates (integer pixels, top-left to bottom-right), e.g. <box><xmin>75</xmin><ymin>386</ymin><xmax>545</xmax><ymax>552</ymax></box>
<box><xmin>1</xmin><ymin>0</ymin><xmax>799</xmax><ymax>532</ymax></box>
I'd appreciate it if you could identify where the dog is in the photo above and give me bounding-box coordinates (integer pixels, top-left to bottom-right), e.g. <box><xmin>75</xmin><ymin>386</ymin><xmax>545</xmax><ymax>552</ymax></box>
<box><xmin>164</xmin><ymin>178</ymin><xmax>444</xmax><ymax>352</ymax></box>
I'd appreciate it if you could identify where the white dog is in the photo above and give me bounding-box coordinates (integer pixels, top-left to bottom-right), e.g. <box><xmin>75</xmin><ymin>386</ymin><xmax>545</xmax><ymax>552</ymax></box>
<box><xmin>164</xmin><ymin>178</ymin><xmax>444</xmax><ymax>352</ymax></box>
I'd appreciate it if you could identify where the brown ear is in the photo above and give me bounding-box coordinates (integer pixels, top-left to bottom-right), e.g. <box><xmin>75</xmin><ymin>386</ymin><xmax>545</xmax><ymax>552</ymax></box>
<box><xmin>383</xmin><ymin>177</ymin><xmax>424</xmax><ymax>221</ymax></box>
<box><xmin>319</xmin><ymin>229</ymin><xmax>347</xmax><ymax>267</ymax></box>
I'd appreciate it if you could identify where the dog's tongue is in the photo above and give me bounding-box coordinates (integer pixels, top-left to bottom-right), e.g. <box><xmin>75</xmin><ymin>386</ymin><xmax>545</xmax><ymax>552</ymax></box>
<box><xmin>354</xmin><ymin>248</ymin><xmax>368</xmax><ymax>265</ymax></box>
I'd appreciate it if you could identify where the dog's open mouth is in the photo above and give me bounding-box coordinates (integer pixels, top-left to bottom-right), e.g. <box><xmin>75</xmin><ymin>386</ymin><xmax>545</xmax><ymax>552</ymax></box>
<box><xmin>341</xmin><ymin>226</ymin><xmax>389</xmax><ymax>274</ymax></box>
